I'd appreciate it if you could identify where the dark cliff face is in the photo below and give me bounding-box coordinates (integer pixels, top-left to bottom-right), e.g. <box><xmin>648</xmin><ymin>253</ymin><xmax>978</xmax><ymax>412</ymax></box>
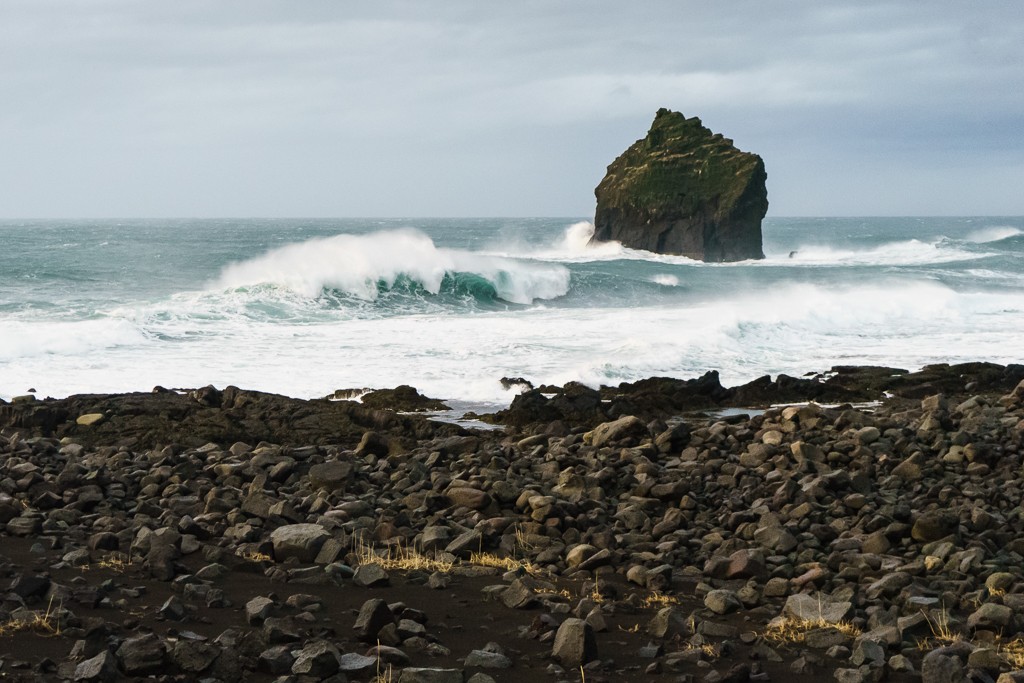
<box><xmin>592</xmin><ymin>109</ymin><xmax>768</xmax><ymax>262</ymax></box>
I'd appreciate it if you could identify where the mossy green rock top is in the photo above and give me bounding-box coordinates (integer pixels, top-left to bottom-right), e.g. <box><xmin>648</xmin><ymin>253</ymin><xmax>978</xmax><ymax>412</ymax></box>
<box><xmin>592</xmin><ymin>109</ymin><xmax>767</xmax><ymax>262</ymax></box>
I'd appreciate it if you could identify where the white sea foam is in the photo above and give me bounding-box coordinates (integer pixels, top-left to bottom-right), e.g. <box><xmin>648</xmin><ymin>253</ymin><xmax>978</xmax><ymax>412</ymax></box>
<box><xmin>217</xmin><ymin>228</ymin><xmax>570</xmax><ymax>305</ymax></box>
<box><xmin>0</xmin><ymin>318</ymin><xmax>148</xmax><ymax>361</ymax></box>
<box><xmin>4</xmin><ymin>278</ymin><xmax>1023</xmax><ymax>405</ymax></box>
<box><xmin>651</xmin><ymin>274</ymin><xmax>680</xmax><ymax>286</ymax></box>
<box><xmin>964</xmin><ymin>226</ymin><xmax>1023</xmax><ymax>243</ymax></box>
<box><xmin>494</xmin><ymin>221</ymin><xmax>703</xmax><ymax>265</ymax></box>
<box><xmin>765</xmin><ymin>239</ymin><xmax>986</xmax><ymax>267</ymax></box>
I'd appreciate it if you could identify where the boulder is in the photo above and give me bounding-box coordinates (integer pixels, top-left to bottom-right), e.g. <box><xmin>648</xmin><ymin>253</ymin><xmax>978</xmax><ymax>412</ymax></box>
<box><xmin>269</xmin><ymin>523</ymin><xmax>330</xmax><ymax>563</ymax></box>
<box><xmin>585</xmin><ymin>415</ymin><xmax>648</xmax><ymax>448</ymax></box>
<box><xmin>551</xmin><ymin>618</ymin><xmax>597</xmax><ymax>667</ymax></box>
<box><xmin>782</xmin><ymin>593</ymin><xmax>852</xmax><ymax>625</ymax></box>
<box><xmin>74</xmin><ymin>651</ymin><xmax>118</xmax><ymax>681</ymax></box>
<box><xmin>354</xmin><ymin>598</ymin><xmax>395</xmax><ymax>643</ymax></box>
<box><xmin>591</xmin><ymin>108</ymin><xmax>767</xmax><ymax>262</ymax></box>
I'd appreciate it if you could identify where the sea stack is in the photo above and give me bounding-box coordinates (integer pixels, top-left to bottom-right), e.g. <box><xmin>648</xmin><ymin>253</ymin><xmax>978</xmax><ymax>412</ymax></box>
<box><xmin>591</xmin><ymin>108</ymin><xmax>768</xmax><ymax>262</ymax></box>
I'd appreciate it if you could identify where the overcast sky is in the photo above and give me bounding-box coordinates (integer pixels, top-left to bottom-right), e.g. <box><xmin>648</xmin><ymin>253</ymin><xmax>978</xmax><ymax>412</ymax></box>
<box><xmin>2</xmin><ymin>1</ymin><xmax>1022</xmax><ymax>218</ymax></box>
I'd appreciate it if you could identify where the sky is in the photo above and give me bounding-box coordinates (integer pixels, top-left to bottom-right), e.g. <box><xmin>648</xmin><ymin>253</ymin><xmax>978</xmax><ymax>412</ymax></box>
<box><xmin>1</xmin><ymin>1</ymin><xmax>1022</xmax><ymax>218</ymax></box>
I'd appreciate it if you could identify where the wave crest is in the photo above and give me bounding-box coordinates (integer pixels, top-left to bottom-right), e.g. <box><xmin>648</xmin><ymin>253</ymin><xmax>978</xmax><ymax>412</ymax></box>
<box><xmin>216</xmin><ymin>228</ymin><xmax>570</xmax><ymax>305</ymax></box>
<box><xmin>964</xmin><ymin>226</ymin><xmax>1023</xmax><ymax>243</ymax></box>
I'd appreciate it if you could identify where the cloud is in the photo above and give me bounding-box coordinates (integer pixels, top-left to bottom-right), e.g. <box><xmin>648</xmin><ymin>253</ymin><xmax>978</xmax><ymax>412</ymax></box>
<box><xmin>0</xmin><ymin>0</ymin><xmax>1022</xmax><ymax>216</ymax></box>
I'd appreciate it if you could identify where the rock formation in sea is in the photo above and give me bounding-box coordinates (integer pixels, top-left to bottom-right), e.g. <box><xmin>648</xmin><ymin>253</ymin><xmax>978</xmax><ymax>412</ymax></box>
<box><xmin>591</xmin><ymin>108</ymin><xmax>768</xmax><ymax>262</ymax></box>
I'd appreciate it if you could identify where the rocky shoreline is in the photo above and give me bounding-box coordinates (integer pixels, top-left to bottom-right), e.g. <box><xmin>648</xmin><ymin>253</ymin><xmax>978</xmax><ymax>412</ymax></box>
<box><xmin>2</xmin><ymin>363</ymin><xmax>1024</xmax><ymax>682</ymax></box>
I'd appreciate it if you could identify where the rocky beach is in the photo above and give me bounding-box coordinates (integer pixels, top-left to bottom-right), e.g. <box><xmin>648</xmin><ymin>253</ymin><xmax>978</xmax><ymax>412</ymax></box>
<box><xmin>1</xmin><ymin>363</ymin><xmax>1024</xmax><ymax>682</ymax></box>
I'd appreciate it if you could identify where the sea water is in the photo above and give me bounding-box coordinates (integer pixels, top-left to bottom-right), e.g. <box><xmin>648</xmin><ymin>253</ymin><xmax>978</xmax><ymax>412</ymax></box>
<box><xmin>1</xmin><ymin>217</ymin><xmax>1022</xmax><ymax>407</ymax></box>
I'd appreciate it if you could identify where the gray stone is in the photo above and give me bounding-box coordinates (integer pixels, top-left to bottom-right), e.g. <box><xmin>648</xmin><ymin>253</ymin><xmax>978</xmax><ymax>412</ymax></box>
<box><xmin>308</xmin><ymin>461</ymin><xmax>353</xmax><ymax>492</ymax></box>
<box><xmin>446</xmin><ymin>486</ymin><xmax>491</xmax><ymax>510</ymax></box>
<box><xmin>726</xmin><ymin>548</ymin><xmax>767</xmax><ymax>580</ymax></box>
<box><xmin>354</xmin><ymin>598</ymin><xmax>395</xmax><ymax>643</ymax></box>
<box><xmin>116</xmin><ymin>633</ymin><xmax>168</xmax><ymax>676</ymax></box>
<box><xmin>704</xmin><ymin>589</ymin><xmax>742</xmax><ymax>615</ymax></box>
<box><xmin>783</xmin><ymin>593</ymin><xmax>852</xmax><ymax>625</ymax></box>
<box><xmin>464</xmin><ymin>650</ymin><xmax>513</xmax><ymax>669</ymax></box>
<box><xmin>353</xmin><ymin>563</ymin><xmax>391</xmax><ymax>587</ymax></box>
<box><xmin>338</xmin><ymin>652</ymin><xmax>378</xmax><ymax>673</ymax></box>
<box><xmin>74</xmin><ymin>651</ymin><xmax>118</xmax><ymax>681</ymax></box>
<box><xmin>754</xmin><ymin>525</ymin><xmax>798</xmax><ymax>553</ymax></box>
<box><xmin>851</xmin><ymin>639</ymin><xmax>886</xmax><ymax>667</ymax></box>
<box><xmin>912</xmin><ymin>511</ymin><xmax>958</xmax><ymax>543</ymax></box>
<box><xmin>6</xmin><ymin>516</ymin><xmax>42</xmax><ymax>536</ymax></box>
<box><xmin>445</xmin><ymin>530</ymin><xmax>482</xmax><ymax>557</ymax></box>
<box><xmin>398</xmin><ymin>669</ymin><xmax>465</xmax><ymax>683</ymax></box>
<box><xmin>968</xmin><ymin>647</ymin><xmax>1005</xmax><ymax>671</ymax></box>
<box><xmin>647</xmin><ymin>606</ymin><xmax>688</xmax><ymax>639</ymax></box>
<box><xmin>170</xmin><ymin>640</ymin><xmax>220</xmax><ymax>673</ymax></box>
<box><xmin>269</xmin><ymin>523</ymin><xmax>330</xmax><ymax>563</ymax></box>
<box><xmin>245</xmin><ymin>596</ymin><xmax>276</xmax><ymax>625</ymax></box>
<box><xmin>834</xmin><ymin>667</ymin><xmax>875</xmax><ymax>683</ymax></box>
<box><xmin>501</xmin><ymin>578</ymin><xmax>538</xmax><ymax>609</ymax></box>
<box><xmin>291</xmin><ymin>641</ymin><xmax>341</xmax><ymax>677</ymax></box>
<box><xmin>257</xmin><ymin>645</ymin><xmax>294</xmax><ymax>675</ymax></box>
<box><xmin>921</xmin><ymin>648</ymin><xmax>965</xmax><ymax>683</ymax></box>
<box><xmin>805</xmin><ymin>628</ymin><xmax>850</xmax><ymax>649</ymax></box>
<box><xmin>888</xmin><ymin>654</ymin><xmax>915</xmax><ymax>673</ymax></box>
<box><xmin>968</xmin><ymin>603</ymin><xmax>1013</xmax><ymax>630</ymax></box>
<box><xmin>159</xmin><ymin>595</ymin><xmax>187</xmax><ymax>621</ymax></box>
<box><xmin>552</xmin><ymin>617</ymin><xmax>597</xmax><ymax>667</ymax></box>
<box><xmin>585</xmin><ymin>415</ymin><xmax>648</xmax><ymax>448</ymax></box>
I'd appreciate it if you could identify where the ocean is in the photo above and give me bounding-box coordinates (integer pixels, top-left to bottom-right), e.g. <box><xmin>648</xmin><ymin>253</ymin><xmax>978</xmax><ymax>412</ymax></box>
<box><xmin>1</xmin><ymin>217</ymin><xmax>1022</xmax><ymax>407</ymax></box>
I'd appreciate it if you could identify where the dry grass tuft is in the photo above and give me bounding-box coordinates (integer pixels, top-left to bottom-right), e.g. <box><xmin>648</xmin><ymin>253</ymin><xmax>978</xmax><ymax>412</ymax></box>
<box><xmin>915</xmin><ymin>606</ymin><xmax>962</xmax><ymax>650</ymax></box>
<box><xmin>239</xmin><ymin>550</ymin><xmax>273</xmax><ymax>564</ymax></box>
<box><xmin>681</xmin><ymin>640</ymin><xmax>720</xmax><ymax>660</ymax></box>
<box><xmin>642</xmin><ymin>592</ymin><xmax>681</xmax><ymax>608</ymax></box>
<box><xmin>371</xmin><ymin>639</ymin><xmax>393</xmax><ymax>683</ymax></box>
<box><xmin>762</xmin><ymin>615</ymin><xmax>862</xmax><ymax>645</ymax></box>
<box><xmin>998</xmin><ymin>637</ymin><xmax>1024</xmax><ymax>669</ymax></box>
<box><xmin>0</xmin><ymin>597</ymin><xmax>62</xmax><ymax>638</ymax></box>
<box><xmin>468</xmin><ymin>551</ymin><xmax>540</xmax><ymax>575</ymax></box>
<box><xmin>354</xmin><ymin>538</ymin><xmax>455</xmax><ymax>574</ymax></box>
<box><xmin>95</xmin><ymin>554</ymin><xmax>133</xmax><ymax>572</ymax></box>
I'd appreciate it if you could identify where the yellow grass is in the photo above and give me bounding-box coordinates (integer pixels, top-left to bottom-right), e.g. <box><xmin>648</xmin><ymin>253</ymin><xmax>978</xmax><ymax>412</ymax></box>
<box><xmin>998</xmin><ymin>637</ymin><xmax>1024</xmax><ymax>669</ymax></box>
<box><xmin>468</xmin><ymin>550</ymin><xmax>540</xmax><ymax>575</ymax></box>
<box><xmin>762</xmin><ymin>615</ymin><xmax>862</xmax><ymax>645</ymax></box>
<box><xmin>239</xmin><ymin>550</ymin><xmax>273</xmax><ymax>563</ymax></box>
<box><xmin>915</xmin><ymin>606</ymin><xmax>961</xmax><ymax>650</ymax></box>
<box><xmin>642</xmin><ymin>592</ymin><xmax>681</xmax><ymax>608</ymax></box>
<box><xmin>371</xmin><ymin>639</ymin><xmax>393</xmax><ymax>683</ymax></box>
<box><xmin>354</xmin><ymin>537</ymin><xmax>455</xmax><ymax>573</ymax></box>
<box><xmin>682</xmin><ymin>641</ymin><xmax>720</xmax><ymax>660</ymax></box>
<box><xmin>0</xmin><ymin>596</ymin><xmax>62</xmax><ymax>638</ymax></box>
<box><xmin>91</xmin><ymin>554</ymin><xmax>133</xmax><ymax>572</ymax></box>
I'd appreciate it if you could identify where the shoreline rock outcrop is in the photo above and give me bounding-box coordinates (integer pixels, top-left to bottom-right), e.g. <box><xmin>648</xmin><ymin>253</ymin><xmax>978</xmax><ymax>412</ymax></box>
<box><xmin>591</xmin><ymin>108</ymin><xmax>768</xmax><ymax>262</ymax></box>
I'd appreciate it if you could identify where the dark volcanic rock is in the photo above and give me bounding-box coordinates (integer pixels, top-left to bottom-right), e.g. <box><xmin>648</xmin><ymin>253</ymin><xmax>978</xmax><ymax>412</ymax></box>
<box><xmin>0</xmin><ymin>385</ymin><xmax>462</xmax><ymax>449</ymax></box>
<box><xmin>359</xmin><ymin>385</ymin><xmax>450</xmax><ymax>412</ymax></box>
<box><xmin>592</xmin><ymin>108</ymin><xmax>767</xmax><ymax>262</ymax></box>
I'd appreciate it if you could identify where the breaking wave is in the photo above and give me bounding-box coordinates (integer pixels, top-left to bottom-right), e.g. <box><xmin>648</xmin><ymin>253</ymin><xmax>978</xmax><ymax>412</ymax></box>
<box><xmin>216</xmin><ymin>228</ymin><xmax>570</xmax><ymax>305</ymax></box>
